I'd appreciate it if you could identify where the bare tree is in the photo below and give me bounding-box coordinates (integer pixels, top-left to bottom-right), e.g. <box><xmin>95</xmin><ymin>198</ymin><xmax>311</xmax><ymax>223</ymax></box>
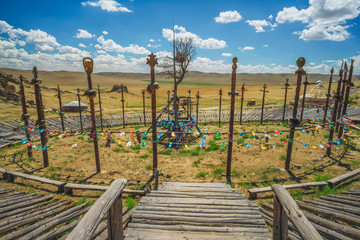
<box><xmin>159</xmin><ymin>38</ymin><xmax>196</xmax><ymax>86</ymax></box>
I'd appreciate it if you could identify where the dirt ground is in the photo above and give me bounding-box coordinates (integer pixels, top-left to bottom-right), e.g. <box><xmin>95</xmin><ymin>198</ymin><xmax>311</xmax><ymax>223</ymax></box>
<box><xmin>1</xmin><ymin>122</ymin><xmax>359</xmax><ymax>201</ymax></box>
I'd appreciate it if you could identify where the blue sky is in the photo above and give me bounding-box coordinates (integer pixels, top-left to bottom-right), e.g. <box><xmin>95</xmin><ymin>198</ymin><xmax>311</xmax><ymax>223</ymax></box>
<box><xmin>0</xmin><ymin>0</ymin><xmax>359</xmax><ymax>73</ymax></box>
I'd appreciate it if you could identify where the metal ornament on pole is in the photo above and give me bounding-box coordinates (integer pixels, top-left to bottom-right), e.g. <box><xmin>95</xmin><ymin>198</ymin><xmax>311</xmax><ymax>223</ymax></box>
<box><xmin>31</xmin><ymin>67</ymin><xmax>49</xmax><ymax>167</ymax></box>
<box><xmin>226</xmin><ymin>57</ymin><xmax>239</xmax><ymax>184</ymax></box>
<box><xmin>19</xmin><ymin>75</ymin><xmax>32</xmax><ymax>158</ymax></box>
<box><xmin>282</xmin><ymin>78</ymin><xmax>291</xmax><ymax>123</ymax></box>
<box><xmin>323</xmin><ymin>68</ymin><xmax>334</xmax><ymax>123</ymax></box>
<box><xmin>82</xmin><ymin>57</ymin><xmax>101</xmax><ymax>173</ymax></box>
<box><xmin>146</xmin><ymin>53</ymin><xmax>159</xmax><ymax>177</ymax></box>
<box><xmin>285</xmin><ymin>57</ymin><xmax>306</xmax><ymax>170</ymax></box>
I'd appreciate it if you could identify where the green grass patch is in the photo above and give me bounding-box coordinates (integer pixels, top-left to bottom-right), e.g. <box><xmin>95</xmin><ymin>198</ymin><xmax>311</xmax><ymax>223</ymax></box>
<box><xmin>146</xmin><ymin>164</ymin><xmax>152</xmax><ymax>170</ymax></box>
<box><xmin>126</xmin><ymin>196</ymin><xmax>136</xmax><ymax>210</ymax></box>
<box><xmin>158</xmin><ymin>149</ymin><xmax>172</xmax><ymax>155</ymax></box>
<box><xmin>196</xmin><ymin>171</ymin><xmax>207</xmax><ymax>178</ymax></box>
<box><xmin>140</xmin><ymin>154</ymin><xmax>150</xmax><ymax>159</ymax></box>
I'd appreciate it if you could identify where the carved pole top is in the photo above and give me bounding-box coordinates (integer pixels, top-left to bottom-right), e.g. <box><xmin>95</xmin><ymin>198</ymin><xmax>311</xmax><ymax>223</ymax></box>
<box><xmin>296</xmin><ymin>57</ymin><xmax>306</xmax><ymax>75</ymax></box>
<box><xmin>32</xmin><ymin>66</ymin><xmax>38</xmax><ymax>78</ymax></box>
<box><xmin>146</xmin><ymin>53</ymin><xmax>158</xmax><ymax>67</ymax></box>
<box><xmin>232</xmin><ymin>57</ymin><xmax>238</xmax><ymax>71</ymax></box>
<box><xmin>330</xmin><ymin>67</ymin><xmax>334</xmax><ymax>74</ymax></box>
<box><xmin>344</xmin><ymin>61</ymin><xmax>348</xmax><ymax>72</ymax></box>
<box><xmin>83</xmin><ymin>57</ymin><xmax>94</xmax><ymax>74</ymax></box>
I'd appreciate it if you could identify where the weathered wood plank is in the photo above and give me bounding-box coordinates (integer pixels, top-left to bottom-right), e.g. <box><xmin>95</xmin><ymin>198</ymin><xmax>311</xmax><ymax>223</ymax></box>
<box><xmin>327</xmin><ymin>168</ymin><xmax>360</xmax><ymax>186</ymax></box>
<box><xmin>140</xmin><ymin>197</ymin><xmax>258</xmax><ymax>206</ymax></box>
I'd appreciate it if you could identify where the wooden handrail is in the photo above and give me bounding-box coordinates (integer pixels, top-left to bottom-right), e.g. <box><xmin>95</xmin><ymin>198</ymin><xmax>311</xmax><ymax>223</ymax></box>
<box><xmin>66</xmin><ymin>178</ymin><xmax>127</xmax><ymax>240</ymax></box>
<box><xmin>271</xmin><ymin>184</ymin><xmax>322</xmax><ymax>240</ymax></box>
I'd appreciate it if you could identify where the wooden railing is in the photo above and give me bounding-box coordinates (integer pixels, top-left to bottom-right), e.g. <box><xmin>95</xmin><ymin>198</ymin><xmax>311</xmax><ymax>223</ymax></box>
<box><xmin>66</xmin><ymin>178</ymin><xmax>127</xmax><ymax>240</ymax></box>
<box><xmin>271</xmin><ymin>184</ymin><xmax>322</xmax><ymax>240</ymax></box>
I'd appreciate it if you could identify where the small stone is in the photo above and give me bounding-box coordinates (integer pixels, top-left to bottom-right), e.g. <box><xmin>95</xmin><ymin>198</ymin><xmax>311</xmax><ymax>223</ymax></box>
<box><xmin>65</xmin><ymin>168</ymin><xmax>76</xmax><ymax>171</ymax></box>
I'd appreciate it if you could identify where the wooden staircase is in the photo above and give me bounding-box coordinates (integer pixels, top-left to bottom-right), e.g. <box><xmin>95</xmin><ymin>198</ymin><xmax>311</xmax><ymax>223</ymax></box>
<box><xmin>124</xmin><ymin>182</ymin><xmax>271</xmax><ymax>239</ymax></box>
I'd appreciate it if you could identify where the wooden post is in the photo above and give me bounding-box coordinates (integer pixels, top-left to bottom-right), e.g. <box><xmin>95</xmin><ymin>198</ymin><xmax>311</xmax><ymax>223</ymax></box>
<box><xmin>323</xmin><ymin>68</ymin><xmax>334</xmax><ymax>123</ymax></box>
<box><xmin>82</xmin><ymin>57</ymin><xmax>101</xmax><ymax>173</ymax></box>
<box><xmin>285</xmin><ymin>58</ymin><xmax>306</xmax><ymax>170</ymax></box>
<box><xmin>299</xmin><ymin>75</ymin><xmax>309</xmax><ymax>123</ymax></box>
<box><xmin>107</xmin><ymin>195</ymin><xmax>123</xmax><ymax>240</ymax></box>
<box><xmin>226</xmin><ymin>57</ymin><xmax>238</xmax><ymax>183</ymax></box>
<box><xmin>98</xmin><ymin>84</ymin><xmax>103</xmax><ymax>132</ymax></box>
<box><xmin>339</xmin><ymin>60</ymin><xmax>354</xmax><ymax>138</ymax></box>
<box><xmin>167</xmin><ymin>90</ymin><xmax>170</xmax><ymax>121</ymax></box>
<box><xmin>196</xmin><ymin>91</ymin><xmax>200</xmax><ymax>125</ymax></box>
<box><xmin>282</xmin><ymin>78</ymin><xmax>290</xmax><ymax>123</ymax></box>
<box><xmin>219</xmin><ymin>88</ymin><xmax>222</xmax><ymax>126</ymax></box>
<box><xmin>327</xmin><ymin>63</ymin><xmax>345</xmax><ymax>156</ymax></box>
<box><xmin>121</xmin><ymin>87</ymin><xmax>125</xmax><ymax>128</ymax></box>
<box><xmin>146</xmin><ymin>53</ymin><xmax>159</xmax><ymax>176</ymax></box>
<box><xmin>273</xmin><ymin>196</ymin><xmax>288</xmax><ymax>240</ymax></box>
<box><xmin>335</xmin><ymin>62</ymin><xmax>348</xmax><ymax>133</ymax></box>
<box><xmin>31</xmin><ymin>67</ymin><xmax>49</xmax><ymax>167</ymax></box>
<box><xmin>188</xmin><ymin>89</ymin><xmax>192</xmax><ymax>119</ymax></box>
<box><xmin>142</xmin><ymin>89</ymin><xmax>146</xmax><ymax>126</ymax></box>
<box><xmin>77</xmin><ymin>88</ymin><xmax>83</xmax><ymax>132</ymax></box>
<box><xmin>19</xmin><ymin>75</ymin><xmax>32</xmax><ymax>158</ymax></box>
<box><xmin>239</xmin><ymin>83</ymin><xmax>245</xmax><ymax>125</ymax></box>
<box><xmin>260</xmin><ymin>84</ymin><xmax>268</xmax><ymax>124</ymax></box>
<box><xmin>57</xmin><ymin>85</ymin><xmax>65</xmax><ymax>132</ymax></box>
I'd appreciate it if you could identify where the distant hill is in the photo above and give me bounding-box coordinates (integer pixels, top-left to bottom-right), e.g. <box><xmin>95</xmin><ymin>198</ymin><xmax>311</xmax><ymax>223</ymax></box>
<box><xmin>0</xmin><ymin>67</ymin><xmax>353</xmax><ymax>88</ymax></box>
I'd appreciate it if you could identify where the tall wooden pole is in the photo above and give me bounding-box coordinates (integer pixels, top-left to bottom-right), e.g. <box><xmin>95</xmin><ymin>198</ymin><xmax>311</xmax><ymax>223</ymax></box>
<box><xmin>167</xmin><ymin>90</ymin><xmax>170</xmax><ymax>121</ymax></box>
<box><xmin>121</xmin><ymin>87</ymin><xmax>125</xmax><ymax>128</ymax></box>
<box><xmin>323</xmin><ymin>68</ymin><xmax>334</xmax><ymax>123</ymax></box>
<box><xmin>339</xmin><ymin>60</ymin><xmax>354</xmax><ymax>138</ymax></box>
<box><xmin>327</xmin><ymin>63</ymin><xmax>344</xmax><ymax>156</ymax></box>
<box><xmin>97</xmin><ymin>84</ymin><xmax>103</xmax><ymax>132</ymax></box>
<box><xmin>57</xmin><ymin>85</ymin><xmax>65</xmax><ymax>132</ymax></box>
<box><xmin>77</xmin><ymin>88</ymin><xmax>83</xmax><ymax>132</ymax></box>
<box><xmin>19</xmin><ymin>75</ymin><xmax>32</xmax><ymax>158</ymax></box>
<box><xmin>196</xmin><ymin>91</ymin><xmax>200</xmax><ymax>125</ymax></box>
<box><xmin>31</xmin><ymin>67</ymin><xmax>49</xmax><ymax>167</ymax></box>
<box><xmin>226</xmin><ymin>57</ymin><xmax>238</xmax><ymax>183</ymax></box>
<box><xmin>142</xmin><ymin>89</ymin><xmax>146</xmax><ymax>126</ymax></box>
<box><xmin>282</xmin><ymin>78</ymin><xmax>290</xmax><ymax>122</ymax></box>
<box><xmin>335</xmin><ymin>63</ymin><xmax>348</xmax><ymax>133</ymax></box>
<box><xmin>188</xmin><ymin>89</ymin><xmax>192</xmax><ymax>119</ymax></box>
<box><xmin>239</xmin><ymin>83</ymin><xmax>245</xmax><ymax>125</ymax></box>
<box><xmin>146</xmin><ymin>53</ymin><xmax>159</xmax><ymax>176</ymax></box>
<box><xmin>82</xmin><ymin>57</ymin><xmax>101</xmax><ymax>173</ymax></box>
<box><xmin>285</xmin><ymin>57</ymin><xmax>306</xmax><ymax>170</ymax></box>
<box><xmin>219</xmin><ymin>88</ymin><xmax>222</xmax><ymax>126</ymax></box>
<box><xmin>260</xmin><ymin>84</ymin><xmax>268</xmax><ymax>124</ymax></box>
<box><xmin>299</xmin><ymin>75</ymin><xmax>309</xmax><ymax>123</ymax></box>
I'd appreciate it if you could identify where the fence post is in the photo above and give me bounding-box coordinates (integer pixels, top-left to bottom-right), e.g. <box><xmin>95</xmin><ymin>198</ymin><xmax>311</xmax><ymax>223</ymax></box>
<box><xmin>219</xmin><ymin>88</ymin><xmax>222</xmax><ymax>126</ymax></box>
<box><xmin>339</xmin><ymin>60</ymin><xmax>354</xmax><ymax>138</ymax></box>
<box><xmin>77</xmin><ymin>88</ymin><xmax>83</xmax><ymax>132</ymax></box>
<box><xmin>196</xmin><ymin>91</ymin><xmax>200</xmax><ymax>125</ymax></box>
<box><xmin>57</xmin><ymin>85</ymin><xmax>65</xmax><ymax>132</ymax></box>
<box><xmin>19</xmin><ymin>75</ymin><xmax>32</xmax><ymax>158</ymax></box>
<box><xmin>335</xmin><ymin>62</ymin><xmax>348</xmax><ymax>133</ymax></box>
<box><xmin>98</xmin><ymin>84</ymin><xmax>103</xmax><ymax>132</ymax></box>
<box><xmin>142</xmin><ymin>89</ymin><xmax>146</xmax><ymax>126</ymax></box>
<box><xmin>146</xmin><ymin>53</ymin><xmax>159</xmax><ymax>177</ymax></box>
<box><xmin>273</xmin><ymin>196</ymin><xmax>288</xmax><ymax>240</ymax></box>
<box><xmin>299</xmin><ymin>75</ymin><xmax>309</xmax><ymax>123</ymax></box>
<box><xmin>323</xmin><ymin>68</ymin><xmax>334</xmax><ymax>123</ymax></box>
<box><xmin>107</xmin><ymin>194</ymin><xmax>123</xmax><ymax>240</ymax></box>
<box><xmin>285</xmin><ymin>58</ymin><xmax>306</xmax><ymax>170</ymax></box>
<box><xmin>260</xmin><ymin>84</ymin><xmax>268</xmax><ymax>124</ymax></box>
<box><xmin>121</xmin><ymin>87</ymin><xmax>125</xmax><ymax>128</ymax></box>
<box><xmin>31</xmin><ymin>67</ymin><xmax>49</xmax><ymax>167</ymax></box>
<box><xmin>239</xmin><ymin>83</ymin><xmax>245</xmax><ymax>125</ymax></box>
<box><xmin>226</xmin><ymin>57</ymin><xmax>238</xmax><ymax>183</ymax></box>
<box><xmin>82</xmin><ymin>57</ymin><xmax>101</xmax><ymax>173</ymax></box>
<box><xmin>327</xmin><ymin>62</ymin><xmax>345</xmax><ymax>156</ymax></box>
<box><xmin>282</xmin><ymin>78</ymin><xmax>290</xmax><ymax>123</ymax></box>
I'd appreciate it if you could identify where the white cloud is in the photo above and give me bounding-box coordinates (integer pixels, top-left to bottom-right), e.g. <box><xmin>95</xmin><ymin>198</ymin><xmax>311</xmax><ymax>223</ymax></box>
<box><xmin>59</xmin><ymin>45</ymin><xmax>89</xmax><ymax>55</ymax></box>
<box><xmin>268</xmin><ymin>15</ymin><xmax>273</xmax><ymax>20</ymax></box>
<box><xmin>96</xmin><ymin>35</ymin><xmax>150</xmax><ymax>55</ymax></box>
<box><xmin>76</xmin><ymin>29</ymin><xmax>95</xmax><ymax>39</ymax></box>
<box><xmin>239</xmin><ymin>46</ymin><xmax>255</xmax><ymax>51</ymax></box>
<box><xmin>81</xmin><ymin>0</ymin><xmax>132</xmax><ymax>13</ymax></box>
<box><xmin>263</xmin><ymin>44</ymin><xmax>269</xmax><ymax>47</ymax></box>
<box><xmin>97</xmin><ymin>50</ymin><xmax>107</xmax><ymax>54</ymax></box>
<box><xmin>102</xmin><ymin>31</ymin><xmax>108</xmax><ymax>35</ymax></box>
<box><xmin>26</xmin><ymin>29</ymin><xmax>60</xmax><ymax>51</ymax></box>
<box><xmin>78</xmin><ymin>43</ymin><xmax>87</xmax><ymax>48</ymax></box>
<box><xmin>222</xmin><ymin>53</ymin><xmax>232</xmax><ymax>57</ymax></box>
<box><xmin>246</xmin><ymin>19</ymin><xmax>277</xmax><ymax>32</ymax></box>
<box><xmin>310</xmin><ymin>62</ymin><xmax>316</xmax><ymax>65</ymax></box>
<box><xmin>0</xmin><ymin>40</ymin><xmax>16</xmax><ymax>50</ymax></box>
<box><xmin>276</xmin><ymin>0</ymin><xmax>360</xmax><ymax>41</ymax></box>
<box><xmin>154</xmin><ymin>50</ymin><xmax>172</xmax><ymax>58</ymax></box>
<box><xmin>162</xmin><ymin>25</ymin><xmax>226</xmax><ymax>49</ymax></box>
<box><xmin>149</xmin><ymin>39</ymin><xmax>155</xmax><ymax>42</ymax></box>
<box><xmin>215</xmin><ymin>10</ymin><xmax>242</xmax><ymax>23</ymax></box>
